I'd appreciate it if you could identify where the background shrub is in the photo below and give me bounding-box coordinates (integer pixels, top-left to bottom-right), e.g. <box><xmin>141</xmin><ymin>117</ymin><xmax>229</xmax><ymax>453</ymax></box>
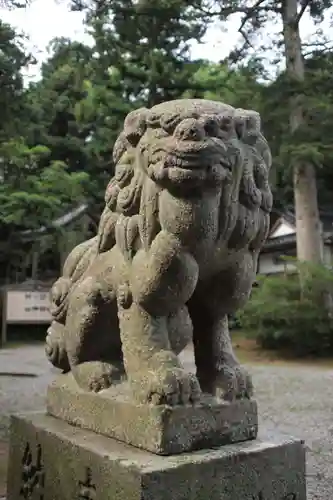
<box><xmin>236</xmin><ymin>261</ymin><xmax>333</xmax><ymax>357</ymax></box>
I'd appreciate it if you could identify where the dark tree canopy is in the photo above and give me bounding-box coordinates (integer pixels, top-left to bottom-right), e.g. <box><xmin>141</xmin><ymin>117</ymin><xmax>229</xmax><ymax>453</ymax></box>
<box><xmin>1</xmin><ymin>0</ymin><xmax>333</xmax><ymax>282</ymax></box>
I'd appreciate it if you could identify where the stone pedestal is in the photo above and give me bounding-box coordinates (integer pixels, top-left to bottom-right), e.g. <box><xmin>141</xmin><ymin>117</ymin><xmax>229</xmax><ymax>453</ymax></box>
<box><xmin>7</xmin><ymin>413</ymin><xmax>306</xmax><ymax>500</ymax></box>
<box><xmin>47</xmin><ymin>374</ymin><xmax>258</xmax><ymax>455</ymax></box>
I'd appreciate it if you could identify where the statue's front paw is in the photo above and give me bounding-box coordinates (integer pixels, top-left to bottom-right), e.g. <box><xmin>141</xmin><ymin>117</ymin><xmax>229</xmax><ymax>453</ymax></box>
<box><xmin>210</xmin><ymin>363</ymin><xmax>253</xmax><ymax>401</ymax></box>
<box><xmin>131</xmin><ymin>368</ymin><xmax>201</xmax><ymax>406</ymax></box>
<box><xmin>72</xmin><ymin>361</ymin><xmax>125</xmax><ymax>392</ymax></box>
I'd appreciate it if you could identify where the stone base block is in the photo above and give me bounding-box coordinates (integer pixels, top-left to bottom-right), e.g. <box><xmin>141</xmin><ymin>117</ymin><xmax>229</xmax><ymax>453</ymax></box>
<box><xmin>7</xmin><ymin>413</ymin><xmax>306</xmax><ymax>500</ymax></box>
<box><xmin>46</xmin><ymin>373</ymin><xmax>258</xmax><ymax>455</ymax></box>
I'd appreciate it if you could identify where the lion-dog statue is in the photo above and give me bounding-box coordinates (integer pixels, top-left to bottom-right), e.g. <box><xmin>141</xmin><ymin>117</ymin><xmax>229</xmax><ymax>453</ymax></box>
<box><xmin>45</xmin><ymin>99</ymin><xmax>272</xmax><ymax>406</ymax></box>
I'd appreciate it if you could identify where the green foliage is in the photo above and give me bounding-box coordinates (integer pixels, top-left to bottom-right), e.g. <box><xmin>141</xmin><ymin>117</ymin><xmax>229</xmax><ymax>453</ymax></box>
<box><xmin>0</xmin><ymin>138</ymin><xmax>88</xmax><ymax>230</ymax></box>
<box><xmin>2</xmin><ymin>0</ymin><xmax>333</xmax><ymax>286</ymax></box>
<box><xmin>81</xmin><ymin>0</ymin><xmax>209</xmax><ymax>106</ymax></box>
<box><xmin>0</xmin><ymin>4</ymin><xmax>211</xmax><ymax>281</ymax></box>
<box><xmin>258</xmin><ymin>52</ymin><xmax>333</xmax><ymax>207</ymax></box>
<box><xmin>237</xmin><ymin>262</ymin><xmax>333</xmax><ymax>357</ymax></box>
<box><xmin>184</xmin><ymin>60</ymin><xmax>263</xmax><ymax>110</ymax></box>
<box><xmin>0</xmin><ymin>20</ymin><xmax>32</xmax><ymax>139</ymax></box>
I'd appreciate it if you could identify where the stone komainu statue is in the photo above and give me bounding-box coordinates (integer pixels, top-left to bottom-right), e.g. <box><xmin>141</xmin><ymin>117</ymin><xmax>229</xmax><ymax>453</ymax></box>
<box><xmin>45</xmin><ymin>99</ymin><xmax>272</xmax><ymax>405</ymax></box>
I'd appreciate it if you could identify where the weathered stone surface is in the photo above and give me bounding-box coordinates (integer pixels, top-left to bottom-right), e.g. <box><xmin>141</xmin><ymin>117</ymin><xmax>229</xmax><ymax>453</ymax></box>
<box><xmin>47</xmin><ymin>374</ymin><xmax>258</xmax><ymax>455</ymax></box>
<box><xmin>7</xmin><ymin>413</ymin><xmax>306</xmax><ymax>500</ymax></box>
<box><xmin>45</xmin><ymin>98</ymin><xmax>273</xmax><ymax>407</ymax></box>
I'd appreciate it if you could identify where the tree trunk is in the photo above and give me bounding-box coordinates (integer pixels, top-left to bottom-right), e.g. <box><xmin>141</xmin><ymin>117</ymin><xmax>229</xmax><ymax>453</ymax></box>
<box><xmin>293</xmin><ymin>163</ymin><xmax>323</xmax><ymax>263</ymax></box>
<box><xmin>282</xmin><ymin>0</ymin><xmax>323</xmax><ymax>263</ymax></box>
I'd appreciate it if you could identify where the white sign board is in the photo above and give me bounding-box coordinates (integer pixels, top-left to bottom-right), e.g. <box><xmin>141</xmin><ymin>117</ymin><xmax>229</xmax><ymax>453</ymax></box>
<box><xmin>6</xmin><ymin>290</ymin><xmax>52</xmax><ymax>323</ymax></box>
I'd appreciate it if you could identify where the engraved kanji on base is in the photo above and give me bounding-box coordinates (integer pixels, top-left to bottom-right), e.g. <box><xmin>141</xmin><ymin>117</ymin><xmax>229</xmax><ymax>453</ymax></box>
<box><xmin>19</xmin><ymin>442</ymin><xmax>45</xmax><ymax>500</ymax></box>
<box><xmin>78</xmin><ymin>468</ymin><xmax>96</xmax><ymax>500</ymax></box>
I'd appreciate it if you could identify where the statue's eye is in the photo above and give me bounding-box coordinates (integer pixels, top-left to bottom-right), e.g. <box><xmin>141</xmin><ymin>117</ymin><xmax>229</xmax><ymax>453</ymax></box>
<box><xmin>219</xmin><ymin>116</ymin><xmax>233</xmax><ymax>132</ymax></box>
<box><xmin>203</xmin><ymin>118</ymin><xmax>219</xmax><ymax>136</ymax></box>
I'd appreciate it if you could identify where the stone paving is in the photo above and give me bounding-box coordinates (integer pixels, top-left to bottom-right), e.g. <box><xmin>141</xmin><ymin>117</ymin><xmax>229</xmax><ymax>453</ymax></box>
<box><xmin>1</xmin><ymin>344</ymin><xmax>333</xmax><ymax>499</ymax></box>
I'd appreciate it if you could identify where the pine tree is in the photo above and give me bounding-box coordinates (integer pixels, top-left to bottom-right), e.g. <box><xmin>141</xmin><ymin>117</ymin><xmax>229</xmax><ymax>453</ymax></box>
<box><xmin>71</xmin><ymin>0</ymin><xmax>209</xmax><ymax>106</ymax></box>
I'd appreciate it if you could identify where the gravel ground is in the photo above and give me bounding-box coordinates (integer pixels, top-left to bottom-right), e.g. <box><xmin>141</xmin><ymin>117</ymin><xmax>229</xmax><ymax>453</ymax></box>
<box><xmin>1</xmin><ymin>344</ymin><xmax>333</xmax><ymax>499</ymax></box>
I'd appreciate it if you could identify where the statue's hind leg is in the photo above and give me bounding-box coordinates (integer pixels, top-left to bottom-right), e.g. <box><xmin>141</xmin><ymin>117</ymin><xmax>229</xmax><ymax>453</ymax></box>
<box><xmin>189</xmin><ymin>250</ymin><xmax>256</xmax><ymax>400</ymax></box>
<box><xmin>65</xmin><ymin>275</ymin><xmax>125</xmax><ymax>392</ymax></box>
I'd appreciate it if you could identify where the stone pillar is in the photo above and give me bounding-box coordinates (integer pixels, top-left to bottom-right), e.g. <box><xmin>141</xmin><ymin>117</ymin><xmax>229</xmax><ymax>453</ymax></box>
<box><xmin>6</xmin><ymin>376</ymin><xmax>306</xmax><ymax>500</ymax></box>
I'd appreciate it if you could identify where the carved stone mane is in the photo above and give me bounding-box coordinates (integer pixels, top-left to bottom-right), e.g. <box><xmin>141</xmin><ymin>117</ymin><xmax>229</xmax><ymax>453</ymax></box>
<box><xmin>96</xmin><ymin>100</ymin><xmax>272</xmax><ymax>263</ymax></box>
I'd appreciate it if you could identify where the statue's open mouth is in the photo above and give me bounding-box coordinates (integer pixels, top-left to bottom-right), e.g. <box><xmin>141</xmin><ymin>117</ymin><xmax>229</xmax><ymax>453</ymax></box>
<box><xmin>154</xmin><ymin>155</ymin><xmax>231</xmax><ymax>189</ymax></box>
<box><xmin>166</xmin><ymin>138</ymin><xmax>230</xmax><ymax>170</ymax></box>
<box><xmin>147</xmin><ymin>138</ymin><xmax>232</xmax><ymax>189</ymax></box>
<box><xmin>165</xmin><ymin>147</ymin><xmax>231</xmax><ymax>183</ymax></box>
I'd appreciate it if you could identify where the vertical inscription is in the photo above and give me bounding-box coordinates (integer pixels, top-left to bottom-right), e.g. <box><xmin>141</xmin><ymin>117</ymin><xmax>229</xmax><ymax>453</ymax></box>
<box><xmin>20</xmin><ymin>442</ymin><xmax>45</xmax><ymax>500</ymax></box>
<box><xmin>78</xmin><ymin>468</ymin><xmax>96</xmax><ymax>500</ymax></box>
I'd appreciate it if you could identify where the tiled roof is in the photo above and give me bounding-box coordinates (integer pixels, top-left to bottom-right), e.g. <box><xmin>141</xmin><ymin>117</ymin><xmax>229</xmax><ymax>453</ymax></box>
<box><xmin>263</xmin><ymin>206</ymin><xmax>333</xmax><ymax>250</ymax></box>
<box><xmin>271</xmin><ymin>206</ymin><xmax>333</xmax><ymax>233</ymax></box>
<box><xmin>18</xmin><ymin>204</ymin><xmax>89</xmax><ymax>241</ymax></box>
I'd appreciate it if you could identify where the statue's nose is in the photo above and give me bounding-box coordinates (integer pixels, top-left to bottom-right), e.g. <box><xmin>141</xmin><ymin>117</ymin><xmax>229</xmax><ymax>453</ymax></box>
<box><xmin>174</xmin><ymin>118</ymin><xmax>206</xmax><ymax>141</ymax></box>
